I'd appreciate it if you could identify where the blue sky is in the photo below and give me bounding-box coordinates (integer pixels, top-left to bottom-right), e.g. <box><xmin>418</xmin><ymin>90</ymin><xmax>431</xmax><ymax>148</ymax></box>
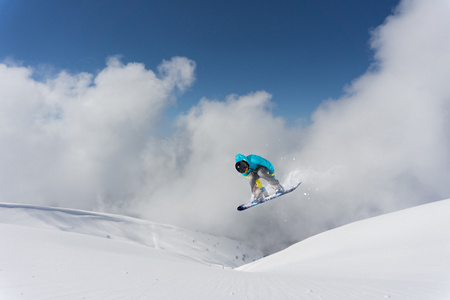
<box><xmin>0</xmin><ymin>0</ymin><xmax>398</xmax><ymax>124</ymax></box>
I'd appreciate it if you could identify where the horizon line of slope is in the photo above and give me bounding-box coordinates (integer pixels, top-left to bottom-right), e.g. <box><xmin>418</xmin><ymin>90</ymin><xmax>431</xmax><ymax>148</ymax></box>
<box><xmin>0</xmin><ymin>201</ymin><xmax>262</xmax><ymax>268</ymax></box>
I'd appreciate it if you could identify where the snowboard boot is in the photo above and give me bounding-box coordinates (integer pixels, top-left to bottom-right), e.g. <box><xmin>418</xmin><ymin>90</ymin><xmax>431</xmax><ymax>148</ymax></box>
<box><xmin>252</xmin><ymin>189</ymin><xmax>265</xmax><ymax>204</ymax></box>
<box><xmin>275</xmin><ymin>185</ymin><xmax>285</xmax><ymax>196</ymax></box>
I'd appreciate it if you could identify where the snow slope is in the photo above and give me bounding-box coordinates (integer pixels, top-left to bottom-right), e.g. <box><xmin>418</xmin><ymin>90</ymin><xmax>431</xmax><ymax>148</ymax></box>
<box><xmin>240</xmin><ymin>199</ymin><xmax>450</xmax><ymax>299</ymax></box>
<box><xmin>1</xmin><ymin>199</ymin><xmax>450</xmax><ymax>299</ymax></box>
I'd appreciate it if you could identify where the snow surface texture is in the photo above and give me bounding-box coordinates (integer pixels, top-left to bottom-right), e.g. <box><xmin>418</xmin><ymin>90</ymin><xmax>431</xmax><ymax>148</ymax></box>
<box><xmin>1</xmin><ymin>200</ymin><xmax>450</xmax><ymax>299</ymax></box>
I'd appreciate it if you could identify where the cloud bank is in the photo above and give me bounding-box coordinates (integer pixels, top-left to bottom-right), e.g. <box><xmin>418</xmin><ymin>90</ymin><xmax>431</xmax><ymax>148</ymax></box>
<box><xmin>1</xmin><ymin>0</ymin><xmax>449</xmax><ymax>254</ymax></box>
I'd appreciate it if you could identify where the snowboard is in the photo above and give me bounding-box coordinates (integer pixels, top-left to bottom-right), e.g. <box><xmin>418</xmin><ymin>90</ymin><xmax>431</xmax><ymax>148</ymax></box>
<box><xmin>237</xmin><ymin>182</ymin><xmax>302</xmax><ymax>211</ymax></box>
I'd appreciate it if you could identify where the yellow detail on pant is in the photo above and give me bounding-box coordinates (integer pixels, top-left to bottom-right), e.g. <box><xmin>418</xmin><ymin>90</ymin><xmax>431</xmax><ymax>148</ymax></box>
<box><xmin>250</xmin><ymin>175</ymin><xmax>275</xmax><ymax>189</ymax></box>
<box><xmin>255</xmin><ymin>179</ymin><xmax>263</xmax><ymax>189</ymax></box>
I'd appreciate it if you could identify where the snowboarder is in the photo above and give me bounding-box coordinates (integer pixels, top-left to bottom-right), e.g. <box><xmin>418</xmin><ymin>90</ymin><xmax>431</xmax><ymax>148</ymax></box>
<box><xmin>235</xmin><ymin>154</ymin><xmax>285</xmax><ymax>202</ymax></box>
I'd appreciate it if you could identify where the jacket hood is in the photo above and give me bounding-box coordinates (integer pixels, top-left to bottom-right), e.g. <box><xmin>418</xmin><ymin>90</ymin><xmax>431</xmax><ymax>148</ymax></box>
<box><xmin>235</xmin><ymin>154</ymin><xmax>247</xmax><ymax>162</ymax></box>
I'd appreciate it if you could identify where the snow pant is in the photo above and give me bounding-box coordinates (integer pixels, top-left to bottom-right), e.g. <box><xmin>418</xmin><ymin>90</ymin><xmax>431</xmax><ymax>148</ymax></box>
<box><xmin>248</xmin><ymin>167</ymin><xmax>282</xmax><ymax>200</ymax></box>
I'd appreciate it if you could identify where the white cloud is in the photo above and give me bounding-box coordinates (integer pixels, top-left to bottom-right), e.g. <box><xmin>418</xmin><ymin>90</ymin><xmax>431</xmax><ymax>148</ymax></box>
<box><xmin>157</xmin><ymin>56</ymin><xmax>196</xmax><ymax>92</ymax></box>
<box><xmin>281</xmin><ymin>0</ymin><xmax>450</xmax><ymax>242</ymax></box>
<box><xmin>132</xmin><ymin>0</ymin><xmax>450</xmax><ymax>252</ymax></box>
<box><xmin>0</xmin><ymin>57</ymin><xmax>196</xmax><ymax>210</ymax></box>
<box><xmin>1</xmin><ymin>0</ymin><xmax>449</xmax><ymax>254</ymax></box>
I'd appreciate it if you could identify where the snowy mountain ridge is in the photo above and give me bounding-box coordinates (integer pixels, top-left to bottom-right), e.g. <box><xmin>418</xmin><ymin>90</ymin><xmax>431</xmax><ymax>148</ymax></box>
<box><xmin>0</xmin><ymin>202</ymin><xmax>262</xmax><ymax>268</ymax></box>
<box><xmin>1</xmin><ymin>199</ymin><xmax>450</xmax><ymax>299</ymax></box>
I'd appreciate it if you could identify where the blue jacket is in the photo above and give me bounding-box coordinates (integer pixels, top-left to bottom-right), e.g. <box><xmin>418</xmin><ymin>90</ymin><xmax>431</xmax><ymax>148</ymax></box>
<box><xmin>235</xmin><ymin>154</ymin><xmax>275</xmax><ymax>177</ymax></box>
